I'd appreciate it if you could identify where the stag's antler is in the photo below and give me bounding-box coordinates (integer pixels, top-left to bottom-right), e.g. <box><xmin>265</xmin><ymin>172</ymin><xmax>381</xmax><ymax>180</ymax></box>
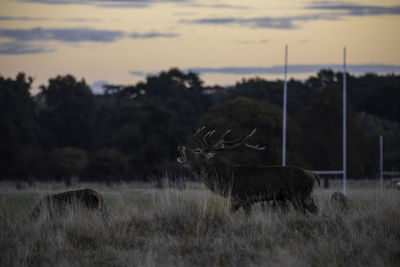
<box><xmin>244</xmin><ymin>143</ymin><xmax>266</xmax><ymax>150</ymax></box>
<box><xmin>194</xmin><ymin>126</ymin><xmax>207</xmax><ymax>149</ymax></box>
<box><xmin>194</xmin><ymin>128</ymin><xmax>265</xmax><ymax>151</ymax></box>
<box><xmin>212</xmin><ymin>128</ymin><xmax>265</xmax><ymax>151</ymax></box>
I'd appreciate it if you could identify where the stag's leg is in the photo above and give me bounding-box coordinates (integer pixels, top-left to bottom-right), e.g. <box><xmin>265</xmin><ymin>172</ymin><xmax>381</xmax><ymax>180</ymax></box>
<box><xmin>260</xmin><ymin>200</ymin><xmax>283</xmax><ymax>213</ymax></box>
<box><xmin>243</xmin><ymin>203</ymin><xmax>252</xmax><ymax>217</ymax></box>
<box><xmin>260</xmin><ymin>201</ymin><xmax>267</xmax><ymax>212</ymax></box>
<box><xmin>272</xmin><ymin>199</ymin><xmax>290</xmax><ymax>212</ymax></box>
<box><xmin>299</xmin><ymin>185</ymin><xmax>318</xmax><ymax>214</ymax></box>
<box><xmin>303</xmin><ymin>197</ymin><xmax>318</xmax><ymax>215</ymax></box>
<box><xmin>290</xmin><ymin>197</ymin><xmax>307</xmax><ymax>214</ymax></box>
<box><xmin>277</xmin><ymin>200</ymin><xmax>290</xmax><ymax>213</ymax></box>
<box><xmin>294</xmin><ymin>204</ymin><xmax>306</xmax><ymax>214</ymax></box>
<box><xmin>230</xmin><ymin>199</ymin><xmax>240</xmax><ymax>213</ymax></box>
<box><xmin>272</xmin><ymin>200</ymin><xmax>289</xmax><ymax>212</ymax></box>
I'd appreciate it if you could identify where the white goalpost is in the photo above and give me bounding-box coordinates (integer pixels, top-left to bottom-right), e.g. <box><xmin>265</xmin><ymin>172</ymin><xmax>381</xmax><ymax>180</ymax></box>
<box><xmin>281</xmin><ymin>46</ymin><xmax>347</xmax><ymax>194</ymax></box>
<box><xmin>379</xmin><ymin>135</ymin><xmax>400</xmax><ymax>189</ymax></box>
<box><xmin>342</xmin><ymin>47</ymin><xmax>347</xmax><ymax>195</ymax></box>
<box><xmin>282</xmin><ymin>44</ymin><xmax>288</xmax><ymax>167</ymax></box>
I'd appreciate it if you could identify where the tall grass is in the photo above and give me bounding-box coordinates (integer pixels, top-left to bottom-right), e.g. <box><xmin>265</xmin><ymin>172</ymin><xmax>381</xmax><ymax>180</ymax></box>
<box><xmin>0</xmin><ymin>180</ymin><xmax>399</xmax><ymax>266</ymax></box>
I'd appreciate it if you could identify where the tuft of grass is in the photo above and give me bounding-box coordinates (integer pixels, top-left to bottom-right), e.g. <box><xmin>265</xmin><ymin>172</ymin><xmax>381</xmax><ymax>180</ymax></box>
<box><xmin>0</xmin><ymin>180</ymin><xmax>399</xmax><ymax>266</ymax></box>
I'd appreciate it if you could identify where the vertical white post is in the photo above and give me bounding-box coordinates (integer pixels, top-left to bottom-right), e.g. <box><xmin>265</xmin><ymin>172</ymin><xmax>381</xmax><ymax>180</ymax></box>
<box><xmin>343</xmin><ymin>47</ymin><xmax>347</xmax><ymax>195</ymax></box>
<box><xmin>380</xmin><ymin>135</ymin><xmax>383</xmax><ymax>189</ymax></box>
<box><xmin>282</xmin><ymin>45</ymin><xmax>288</xmax><ymax>166</ymax></box>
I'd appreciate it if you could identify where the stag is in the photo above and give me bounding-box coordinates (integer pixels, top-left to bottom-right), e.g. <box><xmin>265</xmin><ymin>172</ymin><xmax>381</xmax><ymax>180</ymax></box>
<box><xmin>177</xmin><ymin>128</ymin><xmax>320</xmax><ymax>215</ymax></box>
<box><xmin>29</xmin><ymin>188</ymin><xmax>106</xmax><ymax>220</ymax></box>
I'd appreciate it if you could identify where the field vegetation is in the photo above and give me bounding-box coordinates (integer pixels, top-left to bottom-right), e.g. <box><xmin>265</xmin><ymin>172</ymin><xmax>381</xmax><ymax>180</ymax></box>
<box><xmin>1</xmin><ymin>179</ymin><xmax>399</xmax><ymax>266</ymax></box>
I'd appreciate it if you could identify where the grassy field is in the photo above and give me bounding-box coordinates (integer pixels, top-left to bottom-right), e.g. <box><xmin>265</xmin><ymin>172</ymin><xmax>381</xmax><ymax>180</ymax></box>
<box><xmin>0</xmin><ymin>179</ymin><xmax>399</xmax><ymax>267</ymax></box>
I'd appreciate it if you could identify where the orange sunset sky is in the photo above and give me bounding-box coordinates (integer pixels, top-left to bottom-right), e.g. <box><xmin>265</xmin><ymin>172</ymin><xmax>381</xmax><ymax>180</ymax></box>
<box><xmin>0</xmin><ymin>0</ymin><xmax>399</xmax><ymax>92</ymax></box>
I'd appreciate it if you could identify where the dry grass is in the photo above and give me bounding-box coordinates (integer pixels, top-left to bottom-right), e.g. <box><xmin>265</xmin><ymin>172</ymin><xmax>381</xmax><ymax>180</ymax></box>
<box><xmin>0</xmin><ymin>179</ymin><xmax>399</xmax><ymax>267</ymax></box>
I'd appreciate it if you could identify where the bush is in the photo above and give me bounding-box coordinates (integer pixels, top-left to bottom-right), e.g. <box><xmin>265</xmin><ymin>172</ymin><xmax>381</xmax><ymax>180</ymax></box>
<box><xmin>88</xmin><ymin>148</ymin><xmax>128</xmax><ymax>182</ymax></box>
<box><xmin>50</xmin><ymin>147</ymin><xmax>88</xmax><ymax>184</ymax></box>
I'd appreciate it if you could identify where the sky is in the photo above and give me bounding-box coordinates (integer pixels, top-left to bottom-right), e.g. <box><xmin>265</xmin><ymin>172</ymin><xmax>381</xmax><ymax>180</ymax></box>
<box><xmin>0</xmin><ymin>0</ymin><xmax>400</xmax><ymax>93</ymax></box>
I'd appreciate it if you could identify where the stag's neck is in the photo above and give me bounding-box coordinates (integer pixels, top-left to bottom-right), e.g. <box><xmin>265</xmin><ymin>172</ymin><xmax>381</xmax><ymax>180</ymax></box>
<box><xmin>198</xmin><ymin>157</ymin><xmax>233</xmax><ymax>196</ymax></box>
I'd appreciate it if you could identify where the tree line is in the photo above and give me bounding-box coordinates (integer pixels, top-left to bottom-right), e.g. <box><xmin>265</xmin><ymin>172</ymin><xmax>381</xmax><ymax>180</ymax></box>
<box><xmin>0</xmin><ymin>69</ymin><xmax>399</xmax><ymax>183</ymax></box>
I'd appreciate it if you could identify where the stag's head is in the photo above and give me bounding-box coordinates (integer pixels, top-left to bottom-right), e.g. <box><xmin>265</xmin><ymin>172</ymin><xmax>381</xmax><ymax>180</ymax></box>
<box><xmin>177</xmin><ymin>127</ymin><xmax>265</xmax><ymax>172</ymax></box>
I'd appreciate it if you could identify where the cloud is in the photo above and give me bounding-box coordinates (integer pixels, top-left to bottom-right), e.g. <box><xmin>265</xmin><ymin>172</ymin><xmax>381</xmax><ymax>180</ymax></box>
<box><xmin>0</xmin><ymin>27</ymin><xmax>179</xmax><ymax>44</ymax></box>
<box><xmin>205</xmin><ymin>4</ymin><xmax>250</xmax><ymax>9</ymax></box>
<box><xmin>0</xmin><ymin>16</ymin><xmax>100</xmax><ymax>22</ymax></box>
<box><xmin>233</xmin><ymin>39</ymin><xmax>269</xmax><ymax>45</ymax></box>
<box><xmin>0</xmin><ymin>16</ymin><xmax>48</xmax><ymax>21</ymax></box>
<box><xmin>0</xmin><ymin>27</ymin><xmax>125</xmax><ymax>42</ymax></box>
<box><xmin>182</xmin><ymin>14</ymin><xmax>336</xmax><ymax>29</ymax></box>
<box><xmin>64</xmin><ymin>18</ymin><xmax>101</xmax><ymax>22</ymax></box>
<box><xmin>0</xmin><ymin>27</ymin><xmax>181</xmax><ymax>54</ymax></box>
<box><xmin>0</xmin><ymin>42</ymin><xmax>54</xmax><ymax>54</ymax></box>
<box><xmin>130</xmin><ymin>71</ymin><xmax>147</xmax><ymax>77</ymax></box>
<box><xmin>182</xmin><ymin>2</ymin><xmax>400</xmax><ymax>30</ymax></box>
<box><xmin>307</xmin><ymin>2</ymin><xmax>400</xmax><ymax>16</ymax></box>
<box><xmin>130</xmin><ymin>32</ymin><xmax>179</xmax><ymax>39</ymax></box>
<box><xmin>19</xmin><ymin>0</ymin><xmax>192</xmax><ymax>8</ymax></box>
<box><xmin>187</xmin><ymin>3</ymin><xmax>251</xmax><ymax>10</ymax></box>
<box><xmin>183</xmin><ymin>64</ymin><xmax>400</xmax><ymax>75</ymax></box>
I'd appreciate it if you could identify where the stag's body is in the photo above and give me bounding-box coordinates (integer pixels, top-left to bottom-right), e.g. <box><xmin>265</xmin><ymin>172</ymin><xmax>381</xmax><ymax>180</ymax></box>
<box><xmin>29</xmin><ymin>188</ymin><xmax>105</xmax><ymax>220</ymax></box>
<box><xmin>200</xmin><ymin>159</ymin><xmax>319</xmax><ymax>214</ymax></box>
<box><xmin>178</xmin><ymin>128</ymin><xmax>320</xmax><ymax>215</ymax></box>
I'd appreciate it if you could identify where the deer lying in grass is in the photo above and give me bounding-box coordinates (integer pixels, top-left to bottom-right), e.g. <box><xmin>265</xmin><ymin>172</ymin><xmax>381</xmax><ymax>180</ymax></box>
<box><xmin>177</xmin><ymin>128</ymin><xmax>320</xmax><ymax>215</ymax></box>
<box><xmin>29</xmin><ymin>188</ymin><xmax>106</xmax><ymax>220</ymax></box>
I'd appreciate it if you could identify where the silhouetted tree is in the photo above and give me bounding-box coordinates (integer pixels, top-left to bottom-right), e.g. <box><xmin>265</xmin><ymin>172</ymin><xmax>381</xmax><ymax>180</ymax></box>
<box><xmin>228</xmin><ymin>77</ymin><xmax>314</xmax><ymax>114</ymax></box>
<box><xmin>38</xmin><ymin>75</ymin><xmax>94</xmax><ymax>149</ymax></box>
<box><xmin>1</xmin><ymin>69</ymin><xmax>399</xmax><ymax>180</ymax></box>
<box><xmin>0</xmin><ymin>73</ymin><xmax>40</xmax><ymax>178</ymax></box>
<box><xmin>51</xmin><ymin>147</ymin><xmax>88</xmax><ymax>186</ymax></box>
<box><xmin>348</xmin><ymin>73</ymin><xmax>400</xmax><ymax>123</ymax></box>
<box><xmin>296</xmin><ymin>85</ymin><xmax>366</xmax><ymax>177</ymax></box>
<box><xmin>356</xmin><ymin>112</ymin><xmax>400</xmax><ymax>174</ymax></box>
<box><xmin>199</xmin><ymin>97</ymin><xmax>304</xmax><ymax>166</ymax></box>
<box><xmin>87</xmin><ymin>148</ymin><xmax>128</xmax><ymax>184</ymax></box>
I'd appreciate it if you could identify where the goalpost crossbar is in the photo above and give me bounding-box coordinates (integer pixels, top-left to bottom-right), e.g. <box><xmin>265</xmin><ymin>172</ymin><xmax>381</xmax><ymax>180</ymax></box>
<box><xmin>313</xmin><ymin>170</ymin><xmax>345</xmax><ymax>175</ymax></box>
<box><xmin>382</xmin><ymin>171</ymin><xmax>400</xmax><ymax>176</ymax></box>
